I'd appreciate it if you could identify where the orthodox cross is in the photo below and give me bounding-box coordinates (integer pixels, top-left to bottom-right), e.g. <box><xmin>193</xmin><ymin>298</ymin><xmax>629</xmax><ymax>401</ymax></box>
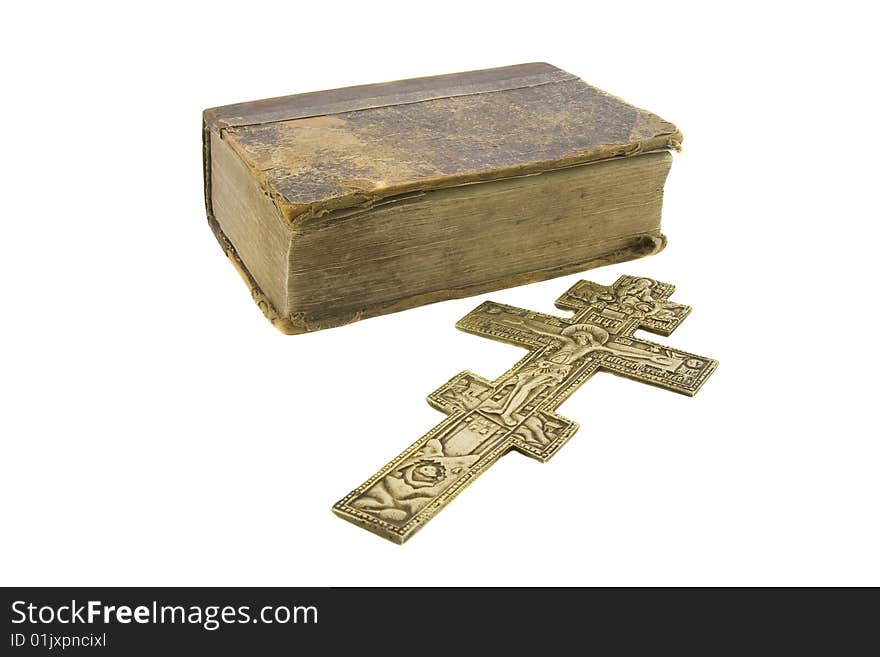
<box><xmin>334</xmin><ymin>275</ymin><xmax>717</xmax><ymax>543</ymax></box>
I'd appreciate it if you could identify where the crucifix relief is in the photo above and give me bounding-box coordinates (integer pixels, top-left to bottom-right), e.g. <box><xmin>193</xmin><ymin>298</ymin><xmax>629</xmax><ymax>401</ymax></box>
<box><xmin>333</xmin><ymin>275</ymin><xmax>717</xmax><ymax>543</ymax></box>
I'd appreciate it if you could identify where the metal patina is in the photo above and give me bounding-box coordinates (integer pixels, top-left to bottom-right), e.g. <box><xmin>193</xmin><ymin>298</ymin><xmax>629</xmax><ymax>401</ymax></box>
<box><xmin>334</xmin><ymin>275</ymin><xmax>717</xmax><ymax>543</ymax></box>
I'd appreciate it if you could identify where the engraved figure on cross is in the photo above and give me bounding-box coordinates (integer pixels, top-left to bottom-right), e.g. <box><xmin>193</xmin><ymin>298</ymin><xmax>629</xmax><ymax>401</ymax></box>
<box><xmin>483</xmin><ymin>317</ymin><xmax>676</xmax><ymax>426</ymax></box>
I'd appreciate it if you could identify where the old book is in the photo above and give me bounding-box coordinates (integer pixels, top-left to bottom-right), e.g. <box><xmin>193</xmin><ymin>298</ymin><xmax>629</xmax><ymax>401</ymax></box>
<box><xmin>203</xmin><ymin>63</ymin><xmax>681</xmax><ymax>334</ymax></box>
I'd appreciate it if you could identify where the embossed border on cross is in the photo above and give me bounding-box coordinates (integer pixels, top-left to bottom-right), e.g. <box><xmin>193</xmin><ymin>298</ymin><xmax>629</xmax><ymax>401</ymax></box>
<box><xmin>334</xmin><ymin>275</ymin><xmax>717</xmax><ymax>543</ymax></box>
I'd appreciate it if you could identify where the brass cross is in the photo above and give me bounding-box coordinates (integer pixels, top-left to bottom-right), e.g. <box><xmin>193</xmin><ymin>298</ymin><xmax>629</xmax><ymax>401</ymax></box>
<box><xmin>334</xmin><ymin>275</ymin><xmax>717</xmax><ymax>543</ymax></box>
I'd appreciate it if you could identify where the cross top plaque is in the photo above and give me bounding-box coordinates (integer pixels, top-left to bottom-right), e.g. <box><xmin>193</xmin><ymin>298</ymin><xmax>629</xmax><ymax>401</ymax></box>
<box><xmin>334</xmin><ymin>275</ymin><xmax>717</xmax><ymax>543</ymax></box>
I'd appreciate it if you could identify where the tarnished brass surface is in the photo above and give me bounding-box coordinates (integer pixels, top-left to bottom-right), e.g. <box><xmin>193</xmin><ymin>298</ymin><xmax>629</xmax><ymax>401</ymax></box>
<box><xmin>333</xmin><ymin>275</ymin><xmax>717</xmax><ymax>543</ymax></box>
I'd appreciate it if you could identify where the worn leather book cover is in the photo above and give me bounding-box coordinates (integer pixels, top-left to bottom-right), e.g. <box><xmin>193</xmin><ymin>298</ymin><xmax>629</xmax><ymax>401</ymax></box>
<box><xmin>203</xmin><ymin>63</ymin><xmax>682</xmax><ymax>333</ymax></box>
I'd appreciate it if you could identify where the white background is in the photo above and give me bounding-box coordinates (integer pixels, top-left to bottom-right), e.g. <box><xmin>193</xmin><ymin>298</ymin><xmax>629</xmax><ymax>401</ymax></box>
<box><xmin>2</xmin><ymin>1</ymin><xmax>877</xmax><ymax>586</ymax></box>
